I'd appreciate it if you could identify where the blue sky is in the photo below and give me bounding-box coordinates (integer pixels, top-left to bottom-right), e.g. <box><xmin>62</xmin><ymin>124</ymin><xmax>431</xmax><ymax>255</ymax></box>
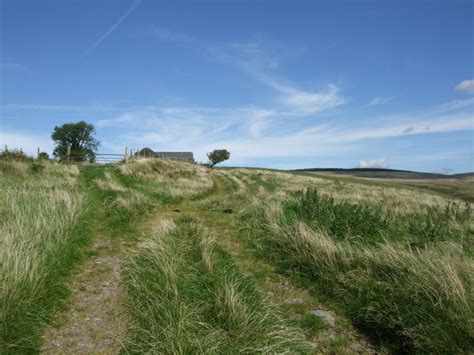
<box><xmin>1</xmin><ymin>0</ymin><xmax>473</xmax><ymax>172</ymax></box>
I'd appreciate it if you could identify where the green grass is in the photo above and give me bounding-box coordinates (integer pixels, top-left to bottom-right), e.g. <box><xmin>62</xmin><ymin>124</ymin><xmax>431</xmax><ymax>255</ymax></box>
<box><xmin>123</xmin><ymin>216</ymin><xmax>309</xmax><ymax>353</ymax></box>
<box><xmin>297</xmin><ymin>169</ymin><xmax>474</xmax><ymax>203</ymax></box>
<box><xmin>394</xmin><ymin>179</ymin><xmax>474</xmax><ymax>203</ymax></box>
<box><xmin>283</xmin><ymin>188</ymin><xmax>472</xmax><ymax>248</ymax></box>
<box><xmin>298</xmin><ymin>313</ymin><xmax>328</xmax><ymax>337</ymax></box>
<box><xmin>0</xmin><ymin>160</ymin><xmax>155</xmax><ymax>353</ymax></box>
<box><xmin>1</xmin><ymin>157</ymin><xmax>472</xmax><ymax>353</ymax></box>
<box><xmin>243</xmin><ymin>188</ymin><xmax>473</xmax><ymax>352</ymax></box>
<box><xmin>0</xmin><ymin>161</ymin><xmax>92</xmax><ymax>353</ymax></box>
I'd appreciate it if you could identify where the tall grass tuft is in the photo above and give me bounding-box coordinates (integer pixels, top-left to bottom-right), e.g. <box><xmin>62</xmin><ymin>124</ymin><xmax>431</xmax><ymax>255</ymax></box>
<box><xmin>0</xmin><ymin>161</ymin><xmax>89</xmax><ymax>353</ymax></box>
<box><xmin>119</xmin><ymin>158</ymin><xmax>214</xmax><ymax>201</ymax></box>
<box><xmin>123</xmin><ymin>217</ymin><xmax>309</xmax><ymax>353</ymax></box>
<box><xmin>243</xmin><ymin>188</ymin><xmax>473</xmax><ymax>352</ymax></box>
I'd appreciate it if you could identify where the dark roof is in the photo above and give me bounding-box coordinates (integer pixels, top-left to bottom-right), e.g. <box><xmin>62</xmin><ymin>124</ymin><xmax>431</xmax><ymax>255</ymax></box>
<box><xmin>136</xmin><ymin>148</ymin><xmax>194</xmax><ymax>161</ymax></box>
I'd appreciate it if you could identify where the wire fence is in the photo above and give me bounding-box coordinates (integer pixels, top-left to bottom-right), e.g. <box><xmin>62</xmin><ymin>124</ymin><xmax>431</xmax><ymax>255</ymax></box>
<box><xmin>54</xmin><ymin>152</ymin><xmax>125</xmax><ymax>164</ymax></box>
<box><xmin>1</xmin><ymin>145</ymin><xmax>195</xmax><ymax>164</ymax></box>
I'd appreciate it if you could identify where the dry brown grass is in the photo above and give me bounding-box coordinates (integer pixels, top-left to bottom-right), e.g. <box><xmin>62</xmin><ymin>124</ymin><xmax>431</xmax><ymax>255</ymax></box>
<box><xmin>119</xmin><ymin>158</ymin><xmax>214</xmax><ymax>199</ymax></box>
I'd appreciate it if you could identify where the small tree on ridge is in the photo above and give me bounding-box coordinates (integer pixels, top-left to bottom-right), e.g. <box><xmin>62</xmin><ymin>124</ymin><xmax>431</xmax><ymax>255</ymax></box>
<box><xmin>207</xmin><ymin>149</ymin><xmax>230</xmax><ymax>168</ymax></box>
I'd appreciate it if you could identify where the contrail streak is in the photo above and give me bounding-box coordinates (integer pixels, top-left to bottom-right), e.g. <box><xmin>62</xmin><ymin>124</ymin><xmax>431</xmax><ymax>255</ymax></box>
<box><xmin>81</xmin><ymin>0</ymin><xmax>141</xmax><ymax>58</ymax></box>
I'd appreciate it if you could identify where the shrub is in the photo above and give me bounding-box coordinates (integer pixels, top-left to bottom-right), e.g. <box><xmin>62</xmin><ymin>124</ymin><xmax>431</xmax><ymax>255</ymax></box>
<box><xmin>0</xmin><ymin>161</ymin><xmax>31</xmax><ymax>175</ymax></box>
<box><xmin>243</xmin><ymin>190</ymin><xmax>474</xmax><ymax>352</ymax></box>
<box><xmin>37</xmin><ymin>152</ymin><xmax>49</xmax><ymax>160</ymax></box>
<box><xmin>283</xmin><ymin>188</ymin><xmax>390</xmax><ymax>244</ymax></box>
<box><xmin>403</xmin><ymin>201</ymin><xmax>473</xmax><ymax>247</ymax></box>
<box><xmin>0</xmin><ymin>149</ymin><xmax>31</xmax><ymax>162</ymax></box>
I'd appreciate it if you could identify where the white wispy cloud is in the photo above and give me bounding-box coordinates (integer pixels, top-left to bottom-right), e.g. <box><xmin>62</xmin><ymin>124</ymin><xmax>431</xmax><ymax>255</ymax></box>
<box><xmin>271</xmin><ymin>81</ymin><xmax>346</xmax><ymax>115</ymax></box>
<box><xmin>218</xmin><ymin>113</ymin><xmax>471</xmax><ymax>161</ymax></box>
<box><xmin>455</xmin><ymin>79</ymin><xmax>474</xmax><ymax>94</ymax></box>
<box><xmin>82</xmin><ymin>0</ymin><xmax>141</xmax><ymax>57</ymax></box>
<box><xmin>430</xmin><ymin>97</ymin><xmax>474</xmax><ymax>114</ymax></box>
<box><xmin>248</xmin><ymin>109</ymin><xmax>274</xmax><ymax>138</ymax></box>
<box><xmin>151</xmin><ymin>29</ymin><xmax>302</xmax><ymax>73</ymax></box>
<box><xmin>89</xmin><ymin>98</ymin><xmax>473</xmax><ymax>163</ymax></box>
<box><xmin>150</xmin><ymin>28</ymin><xmax>344</xmax><ymax>116</ymax></box>
<box><xmin>3</xmin><ymin>97</ymin><xmax>472</xmax><ymax>163</ymax></box>
<box><xmin>4</xmin><ymin>26</ymin><xmax>473</xmax><ymax>166</ymax></box>
<box><xmin>357</xmin><ymin>158</ymin><xmax>389</xmax><ymax>169</ymax></box>
<box><xmin>216</xmin><ymin>35</ymin><xmax>305</xmax><ymax>72</ymax></box>
<box><xmin>219</xmin><ymin>40</ymin><xmax>346</xmax><ymax>115</ymax></box>
<box><xmin>368</xmin><ymin>96</ymin><xmax>394</xmax><ymax>106</ymax></box>
<box><xmin>95</xmin><ymin>106</ymin><xmax>240</xmax><ymax>153</ymax></box>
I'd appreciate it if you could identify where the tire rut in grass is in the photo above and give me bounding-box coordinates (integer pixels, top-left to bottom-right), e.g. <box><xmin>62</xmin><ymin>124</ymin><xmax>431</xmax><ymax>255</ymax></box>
<box><xmin>203</xmin><ymin>217</ymin><xmax>378</xmax><ymax>353</ymax></box>
<box><xmin>183</xmin><ymin>173</ymin><xmax>379</xmax><ymax>353</ymax></box>
<box><xmin>41</xmin><ymin>238</ymin><xmax>129</xmax><ymax>354</ymax></box>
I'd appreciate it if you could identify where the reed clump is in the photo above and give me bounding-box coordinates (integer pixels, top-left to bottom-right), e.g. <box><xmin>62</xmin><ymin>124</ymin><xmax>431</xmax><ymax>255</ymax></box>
<box><xmin>243</xmin><ymin>188</ymin><xmax>473</xmax><ymax>352</ymax></box>
<box><xmin>123</xmin><ymin>217</ymin><xmax>309</xmax><ymax>353</ymax></box>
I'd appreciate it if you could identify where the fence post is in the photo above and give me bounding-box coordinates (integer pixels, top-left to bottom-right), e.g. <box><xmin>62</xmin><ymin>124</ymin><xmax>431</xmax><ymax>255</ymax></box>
<box><xmin>37</xmin><ymin>147</ymin><xmax>40</xmax><ymax>159</ymax></box>
<box><xmin>67</xmin><ymin>145</ymin><xmax>71</xmax><ymax>164</ymax></box>
<box><xmin>125</xmin><ymin>146</ymin><xmax>129</xmax><ymax>164</ymax></box>
<box><xmin>4</xmin><ymin>144</ymin><xmax>8</xmax><ymax>152</ymax></box>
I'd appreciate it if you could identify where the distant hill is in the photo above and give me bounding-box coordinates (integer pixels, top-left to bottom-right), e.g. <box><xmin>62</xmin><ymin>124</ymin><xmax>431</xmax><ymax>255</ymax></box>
<box><xmin>295</xmin><ymin>168</ymin><xmax>474</xmax><ymax>180</ymax></box>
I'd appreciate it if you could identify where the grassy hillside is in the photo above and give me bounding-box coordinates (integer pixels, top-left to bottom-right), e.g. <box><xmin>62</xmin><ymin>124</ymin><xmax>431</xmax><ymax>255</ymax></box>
<box><xmin>243</xmin><ymin>189</ymin><xmax>472</xmax><ymax>352</ymax></box>
<box><xmin>296</xmin><ymin>167</ymin><xmax>473</xmax><ymax>180</ymax></box>
<box><xmin>1</xmin><ymin>158</ymin><xmax>472</xmax><ymax>353</ymax></box>
<box><xmin>299</xmin><ymin>169</ymin><xmax>474</xmax><ymax>203</ymax></box>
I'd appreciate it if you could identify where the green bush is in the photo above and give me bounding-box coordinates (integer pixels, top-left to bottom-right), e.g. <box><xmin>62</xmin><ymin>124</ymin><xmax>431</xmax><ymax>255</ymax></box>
<box><xmin>31</xmin><ymin>161</ymin><xmax>46</xmax><ymax>173</ymax></box>
<box><xmin>283</xmin><ymin>188</ymin><xmax>472</xmax><ymax>249</ymax></box>
<box><xmin>243</xmin><ymin>189</ymin><xmax>474</xmax><ymax>353</ymax></box>
<box><xmin>37</xmin><ymin>152</ymin><xmax>49</xmax><ymax>160</ymax></box>
<box><xmin>283</xmin><ymin>188</ymin><xmax>390</xmax><ymax>244</ymax></box>
<box><xmin>403</xmin><ymin>202</ymin><xmax>472</xmax><ymax>247</ymax></box>
<box><xmin>0</xmin><ymin>149</ymin><xmax>31</xmax><ymax>162</ymax></box>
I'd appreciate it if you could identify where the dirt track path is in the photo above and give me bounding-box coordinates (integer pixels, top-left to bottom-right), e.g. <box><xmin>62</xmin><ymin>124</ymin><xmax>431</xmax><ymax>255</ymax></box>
<box><xmin>178</xmin><ymin>173</ymin><xmax>379</xmax><ymax>353</ymax></box>
<box><xmin>40</xmin><ymin>170</ymin><xmax>378</xmax><ymax>354</ymax></box>
<box><xmin>41</xmin><ymin>238</ymin><xmax>129</xmax><ymax>354</ymax></box>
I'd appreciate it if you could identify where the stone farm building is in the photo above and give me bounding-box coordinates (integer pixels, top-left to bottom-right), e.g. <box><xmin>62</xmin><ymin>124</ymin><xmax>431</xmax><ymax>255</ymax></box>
<box><xmin>136</xmin><ymin>148</ymin><xmax>194</xmax><ymax>163</ymax></box>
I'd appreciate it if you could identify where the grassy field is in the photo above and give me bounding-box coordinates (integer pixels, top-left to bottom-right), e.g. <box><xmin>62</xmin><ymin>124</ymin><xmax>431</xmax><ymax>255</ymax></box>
<box><xmin>297</xmin><ymin>167</ymin><xmax>473</xmax><ymax>180</ymax></box>
<box><xmin>305</xmin><ymin>170</ymin><xmax>474</xmax><ymax>203</ymax></box>
<box><xmin>0</xmin><ymin>157</ymin><xmax>472</xmax><ymax>353</ymax></box>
